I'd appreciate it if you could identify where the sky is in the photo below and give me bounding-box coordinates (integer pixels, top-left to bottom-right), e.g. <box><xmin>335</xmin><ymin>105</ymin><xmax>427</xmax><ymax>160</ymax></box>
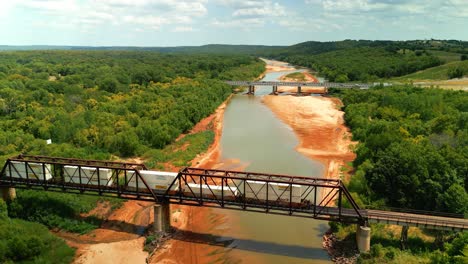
<box><xmin>0</xmin><ymin>0</ymin><xmax>467</xmax><ymax>46</ymax></box>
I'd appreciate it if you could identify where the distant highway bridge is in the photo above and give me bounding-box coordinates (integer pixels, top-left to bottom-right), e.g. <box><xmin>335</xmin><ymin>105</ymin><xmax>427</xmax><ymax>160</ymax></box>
<box><xmin>225</xmin><ymin>81</ymin><xmax>378</xmax><ymax>95</ymax></box>
<box><xmin>1</xmin><ymin>155</ymin><xmax>466</xmax><ymax>252</ymax></box>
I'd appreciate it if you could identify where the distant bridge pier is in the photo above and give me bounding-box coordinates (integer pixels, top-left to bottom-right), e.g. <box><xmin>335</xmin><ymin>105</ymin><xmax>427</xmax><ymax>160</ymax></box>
<box><xmin>1</xmin><ymin>187</ymin><xmax>16</xmax><ymax>201</ymax></box>
<box><xmin>356</xmin><ymin>224</ymin><xmax>371</xmax><ymax>252</ymax></box>
<box><xmin>271</xmin><ymin>85</ymin><xmax>278</xmax><ymax>95</ymax></box>
<box><xmin>154</xmin><ymin>200</ymin><xmax>171</xmax><ymax>233</ymax></box>
<box><xmin>247</xmin><ymin>85</ymin><xmax>255</xmax><ymax>95</ymax></box>
<box><xmin>297</xmin><ymin>86</ymin><xmax>302</xmax><ymax>96</ymax></box>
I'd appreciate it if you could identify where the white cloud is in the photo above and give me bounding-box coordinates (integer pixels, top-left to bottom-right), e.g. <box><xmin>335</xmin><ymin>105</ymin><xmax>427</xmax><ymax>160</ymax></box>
<box><xmin>213</xmin><ymin>0</ymin><xmax>287</xmax><ymax>31</ymax></box>
<box><xmin>8</xmin><ymin>0</ymin><xmax>208</xmax><ymax>31</ymax></box>
<box><xmin>219</xmin><ymin>0</ymin><xmax>287</xmax><ymax>17</ymax></box>
<box><xmin>232</xmin><ymin>2</ymin><xmax>286</xmax><ymax>17</ymax></box>
<box><xmin>212</xmin><ymin>18</ymin><xmax>265</xmax><ymax>28</ymax></box>
<box><xmin>315</xmin><ymin>0</ymin><xmax>439</xmax><ymax>15</ymax></box>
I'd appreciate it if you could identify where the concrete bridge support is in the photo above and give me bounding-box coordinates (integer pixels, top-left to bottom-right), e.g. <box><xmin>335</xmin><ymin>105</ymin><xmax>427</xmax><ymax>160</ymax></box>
<box><xmin>271</xmin><ymin>85</ymin><xmax>278</xmax><ymax>95</ymax></box>
<box><xmin>356</xmin><ymin>224</ymin><xmax>371</xmax><ymax>252</ymax></box>
<box><xmin>247</xmin><ymin>85</ymin><xmax>255</xmax><ymax>95</ymax></box>
<box><xmin>154</xmin><ymin>201</ymin><xmax>171</xmax><ymax>233</ymax></box>
<box><xmin>297</xmin><ymin>86</ymin><xmax>302</xmax><ymax>96</ymax></box>
<box><xmin>1</xmin><ymin>187</ymin><xmax>16</xmax><ymax>201</ymax></box>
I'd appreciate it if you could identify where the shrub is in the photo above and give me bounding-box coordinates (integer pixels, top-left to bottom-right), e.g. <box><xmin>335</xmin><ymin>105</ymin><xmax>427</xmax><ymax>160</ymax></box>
<box><xmin>385</xmin><ymin>248</ymin><xmax>396</xmax><ymax>260</ymax></box>
<box><xmin>447</xmin><ymin>67</ymin><xmax>465</xmax><ymax>79</ymax></box>
<box><xmin>370</xmin><ymin>243</ymin><xmax>384</xmax><ymax>258</ymax></box>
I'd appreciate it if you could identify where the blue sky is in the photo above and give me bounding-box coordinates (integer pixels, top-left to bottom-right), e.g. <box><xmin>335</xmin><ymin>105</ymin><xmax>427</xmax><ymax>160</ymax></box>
<box><xmin>1</xmin><ymin>0</ymin><xmax>467</xmax><ymax>46</ymax></box>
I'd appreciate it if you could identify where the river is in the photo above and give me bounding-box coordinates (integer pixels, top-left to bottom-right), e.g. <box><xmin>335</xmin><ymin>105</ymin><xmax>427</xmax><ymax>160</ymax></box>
<box><xmin>150</xmin><ymin>60</ymin><xmax>335</xmax><ymax>264</ymax></box>
<box><xmin>205</xmin><ymin>61</ymin><xmax>332</xmax><ymax>263</ymax></box>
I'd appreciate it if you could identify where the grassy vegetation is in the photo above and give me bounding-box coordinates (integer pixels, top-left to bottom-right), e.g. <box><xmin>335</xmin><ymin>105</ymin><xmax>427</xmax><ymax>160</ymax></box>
<box><xmin>144</xmin><ymin>130</ymin><xmax>214</xmax><ymax>169</ymax></box>
<box><xmin>284</xmin><ymin>72</ymin><xmax>307</xmax><ymax>81</ymax></box>
<box><xmin>330</xmin><ymin>222</ymin><xmax>468</xmax><ymax>264</ymax></box>
<box><xmin>7</xmin><ymin>190</ymin><xmax>123</xmax><ymax>234</ymax></box>
<box><xmin>0</xmin><ymin>199</ymin><xmax>75</xmax><ymax>263</ymax></box>
<box><xmin>393</xmin><ymin>60</ymin><xmax>468</xmax><ymax>81</ymax></box>
<box><xmin>428</xmin><ymin>50</ymin><xmax>463</xmax><ymax>63</ymax></box>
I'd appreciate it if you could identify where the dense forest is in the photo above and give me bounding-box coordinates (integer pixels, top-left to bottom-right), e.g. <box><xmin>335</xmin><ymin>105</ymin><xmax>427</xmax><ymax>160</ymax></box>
<box><xmin>0</xmin><ymin>50</ymin><xmax>264</xmax><ymax>263</ymax></box>
<box><xmin>335</xmin><ymin>86</ymin><xmax>467</xmax><ymax>214</ymax></box>
<box><xmin>3</xmin><ymin>39</ymin><xmax>467</xmax><ymax>83</ymax></box>
<box><xmin>330</xmin><ymin>86</ymin><xmax>467</xmax><ymax>263</ymax></box>
<box><xmin>0</xmin><ymin>51</ymin><xmax>264</xmax><ymax>162</ymax></box>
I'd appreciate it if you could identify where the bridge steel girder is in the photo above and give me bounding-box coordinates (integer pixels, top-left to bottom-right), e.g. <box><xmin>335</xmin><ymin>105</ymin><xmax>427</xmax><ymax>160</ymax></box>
<box><xmin>1</xmin><ymin>155</ymin><xmax>467</xmax><ymax>231</ymax></box>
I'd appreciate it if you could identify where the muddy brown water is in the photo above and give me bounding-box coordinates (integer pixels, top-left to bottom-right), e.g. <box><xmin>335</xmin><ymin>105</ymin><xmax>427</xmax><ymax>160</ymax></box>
<box><xmin>197</xmin><ymin>62</ymin><xmax>332</xmax><ymax>263</ymax></box>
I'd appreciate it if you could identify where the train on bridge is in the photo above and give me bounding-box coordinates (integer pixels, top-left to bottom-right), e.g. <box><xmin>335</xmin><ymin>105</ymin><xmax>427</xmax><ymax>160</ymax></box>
<box><xmin>1</xmin><ymin>155</ymin><xmax>466</xmax><ymax>236</ymax></box>
<box><xmin>2</xmin><ymin>157</ymin><xmax>325</xmax><ymax>209</ymax></box>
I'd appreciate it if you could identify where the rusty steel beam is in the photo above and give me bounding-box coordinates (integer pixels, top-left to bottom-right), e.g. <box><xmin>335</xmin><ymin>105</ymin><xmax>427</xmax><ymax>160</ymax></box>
<box><xmin>2</xmin><ymin>155</ymin><xmax>466</xmax><ymax>230</ymax></box>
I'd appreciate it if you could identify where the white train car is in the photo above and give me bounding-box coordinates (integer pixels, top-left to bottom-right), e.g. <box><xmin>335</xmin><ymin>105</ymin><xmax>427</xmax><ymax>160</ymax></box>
<box><xmin>183</xmin><ymin>182</ymin><xmax>238</xmax><ymax>199</ymax></box>
<box><xmin>126</xmin><ymin>170</ymin><xmax>179</xmax><ymax>193</ymax></box>
<box><xmin>7</xmin><ymin>161</ymin><xmax>52</xmax><ymax>180</ymax></box>
<box><xmin>63</xmin><ymin>165</ymin><xmax>113</xmax><ymax>186</ymax></box>
<box><xmin>245</xmin><ymin>180</ymin><xmax>302</xmax><ymax>203</ymax></box>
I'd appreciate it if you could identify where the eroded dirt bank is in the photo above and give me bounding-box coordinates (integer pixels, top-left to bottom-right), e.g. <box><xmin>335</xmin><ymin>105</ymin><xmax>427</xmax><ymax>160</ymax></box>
<box><xmin>148</xmin><ymin>96</ymin><xmax>238</xmax><ymax>264</ymax></box>
<box><xmin>59</xmin><ymin>200</ymin><xmax>154</xmax><ymax>264</ymax></box>
<box><xmin>62</xmin><ymin>97</ymin><xmax>233</xmax><ymax>264</ymax></box>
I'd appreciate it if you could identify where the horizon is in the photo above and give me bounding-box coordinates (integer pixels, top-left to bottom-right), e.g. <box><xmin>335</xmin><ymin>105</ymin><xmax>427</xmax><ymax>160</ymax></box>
<box><xmin>1</xmin><ymin>38</ymin><xmax>467</xmax><ymax>49</ymax></box>
<box><xmin>1</xmin><ymin>1</ymin><xmax>468</xmax><ymax>46</ymax></box>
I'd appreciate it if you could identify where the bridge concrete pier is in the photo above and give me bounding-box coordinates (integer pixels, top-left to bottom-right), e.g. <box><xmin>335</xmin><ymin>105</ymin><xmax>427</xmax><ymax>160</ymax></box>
<box><xmin>356</xmin><ymin>225</ymin><xmax>371</xmax><ymax>252</ymax></box>
<box><xmin>1</xmin><ymin>187</ymin><xmax>16</xmax><ymax>201</ymax></box>
<box><xmin>297</xmin><ymin>86</ymin><xmax>302</xmax><ymax>96</ymax></box>
<box><xmin>154</xmin><ymin>202</ymin><xmax>171</xmax><ymax>233</ymax></box>
<box><xmin>271</xmin><ymin>85</ymin><xmax>278</xmax><ymax>95</ymax></box>
<box><xmin>247</xmin><ymin>85</ymin><xmax>255</xmax><ymax>95</ymax></box>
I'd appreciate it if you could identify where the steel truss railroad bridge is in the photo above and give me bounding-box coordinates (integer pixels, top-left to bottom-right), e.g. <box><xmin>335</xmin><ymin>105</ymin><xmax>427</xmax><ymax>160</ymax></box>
<box><xmin>1</xmin><ymin>155</ymin><xmax>466</xmax><ymax>231</ymax></box>
<box><xmin>225</xmin><ymin>81</ymin><xmax>374</xmax><ymax>95</ymax></box>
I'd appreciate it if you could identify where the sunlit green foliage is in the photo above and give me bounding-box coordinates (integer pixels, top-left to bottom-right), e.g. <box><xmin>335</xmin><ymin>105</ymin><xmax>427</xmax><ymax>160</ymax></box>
<box><xmin>277</xmin><ymin>47</ymin><xmax>442</xmax><ymax>82</ymax></box>
<box><xmin>0</xmin><ymin>51</ymin><xmax>264</xmax><ymax>162</ymax></box>
<box><xmin>393</xmin><ymin>60</ymin><xmax>468</xmax><ymax>81</ymax></box>
<box><xmin>8</xmin><ymin>190</ymin><xmax>123</xmax><ymax>234</ymax></box>
<box><xmin>333</xmin><ymin>85</ymin><xmax>467</xmax><ymax>215</ymax></box>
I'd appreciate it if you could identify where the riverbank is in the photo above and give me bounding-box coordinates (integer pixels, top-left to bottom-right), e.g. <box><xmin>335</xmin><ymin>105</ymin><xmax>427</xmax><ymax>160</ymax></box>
<box><xmin>262</xmin><ymin>95</ymin><xmax>355</xmax><ymax>182</ymax></box>
<box><xmin>60</xmin><ymin>96</ymin><xmax>233</xmax><ymax>264</ymax></box>
<box><xmin>58</xmin><ymin>200</ymin><xmax>153</xmax><ymax>264</ymax></box>
<box><xmin>147</xmin><ymin>95</ymin><xmax>234</xmax><ymax>264</ymax></box>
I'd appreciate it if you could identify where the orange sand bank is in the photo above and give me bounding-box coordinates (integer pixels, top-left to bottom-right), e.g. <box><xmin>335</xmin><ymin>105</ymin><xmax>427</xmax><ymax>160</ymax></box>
<box><xmin>262</xmin><ymin>95</ymin><xmax>355</xmax><ymax>181</ymax></box>
<box><xmin>148</xmin><ymin>96</ymin><xmax>234</xmax><ymax>264</ymax></box>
